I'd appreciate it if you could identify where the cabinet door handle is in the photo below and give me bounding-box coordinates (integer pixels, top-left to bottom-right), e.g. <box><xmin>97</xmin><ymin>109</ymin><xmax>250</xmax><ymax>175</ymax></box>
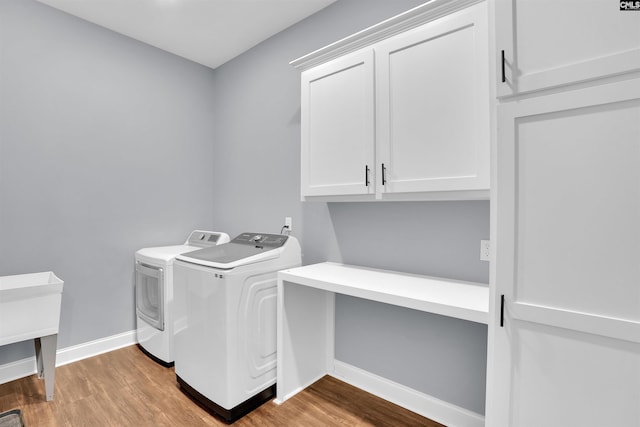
<box><xmin>381</xmin><ymin>163</ymin><xmax>387</xmax><ymax>185</ymax></box>
<box><xmin>365</xmin><ymin>165</ymin><xmax>370</xmax><ymax>187</ymax></box>
<box><xmin>501</xmin><ymin>50</ymin><xmax>506</xmax><ymax>83</ymax></box>
<box><xmin>500</xmin><ymin>294</ymin><xmax>505</xmax><ymax>327</ymax></box>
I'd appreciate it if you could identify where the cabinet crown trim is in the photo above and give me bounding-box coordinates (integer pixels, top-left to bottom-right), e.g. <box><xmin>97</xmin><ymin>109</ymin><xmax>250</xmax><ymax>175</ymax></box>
<box><xmin>290</xmin><ymin>0</ymin><xmax>483</xmax><ymax>71</ymax></box>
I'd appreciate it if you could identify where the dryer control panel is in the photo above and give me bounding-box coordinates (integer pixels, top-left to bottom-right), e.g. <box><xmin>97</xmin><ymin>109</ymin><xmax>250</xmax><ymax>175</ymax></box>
<box><xmin>232</xmin><ymin>232</ymin><xmax>288</xmax><ymax>248</ymax></box>
<box><xmin>186</xmin><ymin>230</ymin><xmax>230</xmax><ymax>248</ymax></box>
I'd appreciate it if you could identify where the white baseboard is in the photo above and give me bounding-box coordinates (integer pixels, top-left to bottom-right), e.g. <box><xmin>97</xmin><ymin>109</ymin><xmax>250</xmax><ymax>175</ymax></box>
<box><xmin>56</xmin><ymin>330</ymin><xmax>137</xmax><ymax>367</ymax></box>
<box><xmin>0</xmin><ymin>330</ymin><xmax>137</xmax><ymax>385</ymax></box>
<box><xmin>331</xmin><ymin>360</ymin><xmax>485</xmax><ymax>427</ymax></box>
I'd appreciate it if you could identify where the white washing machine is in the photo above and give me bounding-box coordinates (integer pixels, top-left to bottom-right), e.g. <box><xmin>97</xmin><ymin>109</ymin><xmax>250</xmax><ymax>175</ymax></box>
<box><xmin>173</xmin><ymin>232</ymin><xmax>301</xmax><ymax>423</ymax></box>
<box><xmin>135</xmin><ymin>230</ymin><xmax>230</xmax><ymax>366</ymax></box>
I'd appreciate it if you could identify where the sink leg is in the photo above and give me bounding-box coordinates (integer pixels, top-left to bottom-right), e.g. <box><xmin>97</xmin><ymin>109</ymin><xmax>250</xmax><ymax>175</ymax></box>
<box><xmin>34</xmin><ymin>337</ymin><xmax>43</xmax><ymax>379</ymax></box>
<box><xmin>34</xmin><ymin>334</ymin><xmax>57</xmax><ymax>401</ymax></box>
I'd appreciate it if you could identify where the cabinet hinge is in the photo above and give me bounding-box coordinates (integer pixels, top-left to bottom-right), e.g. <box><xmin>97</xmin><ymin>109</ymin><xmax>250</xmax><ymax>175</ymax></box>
<box><xmin>500</xmin><ymin>294</ymin><xmax>505</xmax><ymax>327</ymax></box>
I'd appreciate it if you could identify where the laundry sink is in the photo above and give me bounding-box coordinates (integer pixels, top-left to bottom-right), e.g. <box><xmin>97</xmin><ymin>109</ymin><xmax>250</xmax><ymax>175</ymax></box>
<box><xmin>0</xmin><ymin>272</ymin><xmax>64</xmax><ymax>347</ymax></box>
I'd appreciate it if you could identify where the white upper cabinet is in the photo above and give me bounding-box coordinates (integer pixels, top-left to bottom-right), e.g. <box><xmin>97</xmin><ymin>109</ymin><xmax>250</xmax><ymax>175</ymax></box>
<box><xmin>301</xmin><ymin>50</ymin><xmax>375</xmax><ymax>197</ymax></box>
<box><xmin>376</xmin><ymin>3</ymin><xmax>489</xmax><ymax>198</ymax></box>
<box><xmin>496</xmin><ymin>0</ymin><xmax>640</xmax><ymax>97</ymax></box>
<box><xmin>294</xmin><ymin>0</ymin><xmax>490</xmax><ymax>201</ymax></box>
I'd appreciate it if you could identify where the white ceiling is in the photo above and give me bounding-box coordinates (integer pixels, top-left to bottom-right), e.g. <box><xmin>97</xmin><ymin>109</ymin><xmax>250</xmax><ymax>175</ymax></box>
<box><xmin>36</xmin><ymin>0</ymin><xmax>337</xmax><ymax>69</ymax></box>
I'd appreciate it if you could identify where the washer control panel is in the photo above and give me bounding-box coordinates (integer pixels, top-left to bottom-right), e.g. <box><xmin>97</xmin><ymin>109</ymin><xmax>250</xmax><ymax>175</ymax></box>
<box><xmin>232</xmin><ymin>232</ymin><xmax>288</xmax><ymax>248</ymax></box>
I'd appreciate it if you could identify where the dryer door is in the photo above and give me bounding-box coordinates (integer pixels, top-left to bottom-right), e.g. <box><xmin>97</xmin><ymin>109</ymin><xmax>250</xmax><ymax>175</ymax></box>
<box><xmin>135</xmin><ymin>262</ymin><xmax>164</xmax><ymax>331</ymax></box>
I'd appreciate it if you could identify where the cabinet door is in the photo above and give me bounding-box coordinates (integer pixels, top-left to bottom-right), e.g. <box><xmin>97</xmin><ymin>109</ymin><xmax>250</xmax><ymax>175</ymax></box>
<box><xmin>488</xmin><ymin>79</ymin><xmax>640</xmax><ymax>427</ymax></box>
<box><xmin>376</xmin><ymin>2</ymin><xmax>490</xmax><ymax>198</ymax></box>
<box><xmin>300</xmin><ymin>50</ymin><xmax>375</xmax><ymax>198</ymax></box>
<box><xmin>496</xmin><ymin>0</ymin><xmax>640</xmax><ymax>97</ymax></box>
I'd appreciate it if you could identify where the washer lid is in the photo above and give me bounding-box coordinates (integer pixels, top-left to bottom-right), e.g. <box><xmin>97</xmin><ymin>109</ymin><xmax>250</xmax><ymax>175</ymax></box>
<box><xmin>176</xmin><ymin>232</ymin><xmax>288</xmax><ymax>269</ymax></box>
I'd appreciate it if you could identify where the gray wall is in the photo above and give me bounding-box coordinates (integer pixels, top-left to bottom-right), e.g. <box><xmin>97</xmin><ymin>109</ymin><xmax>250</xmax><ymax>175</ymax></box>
<box><xmin>210</xmin><ymin>0</ymin><xmax>489</xmax><ymax>415</ymax></box>
<box><xmin>0</xmin><ymin>0</ymin><xmax>217</xmax><ymax>362</ymax></box>
<box><xmin>0</xmin><ymin>0</ymin><xmax>490</xmax><ymax>416</ymax></box>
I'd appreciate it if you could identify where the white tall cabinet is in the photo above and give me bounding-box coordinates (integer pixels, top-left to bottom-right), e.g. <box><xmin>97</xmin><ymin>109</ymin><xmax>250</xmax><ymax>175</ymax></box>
<box><xmin>489</xmin><ymin>79</ymin><xmax>640</xmax><ymax>427</ymax></box>
<box><xmin>496</xmin><ymin>0</ymin><xmax>640</xmax><ymax>96</ymax></box>
<box><xmin>487</xmin><ymin>1</ymin><xmax>640</xmax><ymax>426</ymax></box>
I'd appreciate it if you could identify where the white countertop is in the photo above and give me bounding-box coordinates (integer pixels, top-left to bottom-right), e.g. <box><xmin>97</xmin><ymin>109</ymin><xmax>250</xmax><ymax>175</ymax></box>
<box><xmin>278</xmin><ymin>262</ymin><xmax>489</xmax><ymax>324</ymax></box>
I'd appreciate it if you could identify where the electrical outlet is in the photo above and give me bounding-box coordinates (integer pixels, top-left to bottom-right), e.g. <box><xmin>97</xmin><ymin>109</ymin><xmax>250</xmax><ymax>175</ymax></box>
<box><xmin>480</xmin><ymin>240</ymin><xmax>491</xmax><ymax>262</ymax></box>
<box><xmin>285</xmin><ymin>217</ymin><xmax>292</xmax><ymax>231</ymax></box>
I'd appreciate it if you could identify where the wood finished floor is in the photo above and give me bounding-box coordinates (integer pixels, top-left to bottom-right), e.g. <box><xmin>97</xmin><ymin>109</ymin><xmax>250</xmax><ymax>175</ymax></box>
<box><xmin>0</xmin><ymin>345</ymin><xmax>445</xmax><ymax>426</ymax></box>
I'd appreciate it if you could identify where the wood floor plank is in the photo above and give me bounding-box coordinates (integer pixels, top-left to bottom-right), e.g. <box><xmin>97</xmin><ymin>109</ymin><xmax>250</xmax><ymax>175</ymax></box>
<box><xmin>0</xmin><ymin>345</ymin><xmax>445</xmax><ymax>426</ymax></box>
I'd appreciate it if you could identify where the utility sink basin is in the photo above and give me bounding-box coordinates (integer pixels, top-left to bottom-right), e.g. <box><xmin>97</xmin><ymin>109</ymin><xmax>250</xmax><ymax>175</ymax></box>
<box><xmin>0</xmin><ymin>272</ymin><xmax>63</xmax><ymax>347</ymax></box>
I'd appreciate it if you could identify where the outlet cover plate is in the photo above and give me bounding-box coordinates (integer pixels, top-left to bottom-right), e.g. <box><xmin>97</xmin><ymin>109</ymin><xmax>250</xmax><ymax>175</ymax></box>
<box><xmin>480</xmin><ymin>240</ymin><xmax>491</xmax><ymax>262</ymax></box>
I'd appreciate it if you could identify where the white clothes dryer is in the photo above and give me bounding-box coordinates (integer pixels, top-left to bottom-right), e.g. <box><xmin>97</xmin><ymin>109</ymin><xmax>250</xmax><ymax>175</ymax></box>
<box><xmin>173</xmin><ymin>232</ymin><xmax>301</xmax><ymax>423</ymax></box>
<box><xmin>135</xmin><ymin>230</ymin><xmax>230</xmax><ymax>366</ymax></box>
